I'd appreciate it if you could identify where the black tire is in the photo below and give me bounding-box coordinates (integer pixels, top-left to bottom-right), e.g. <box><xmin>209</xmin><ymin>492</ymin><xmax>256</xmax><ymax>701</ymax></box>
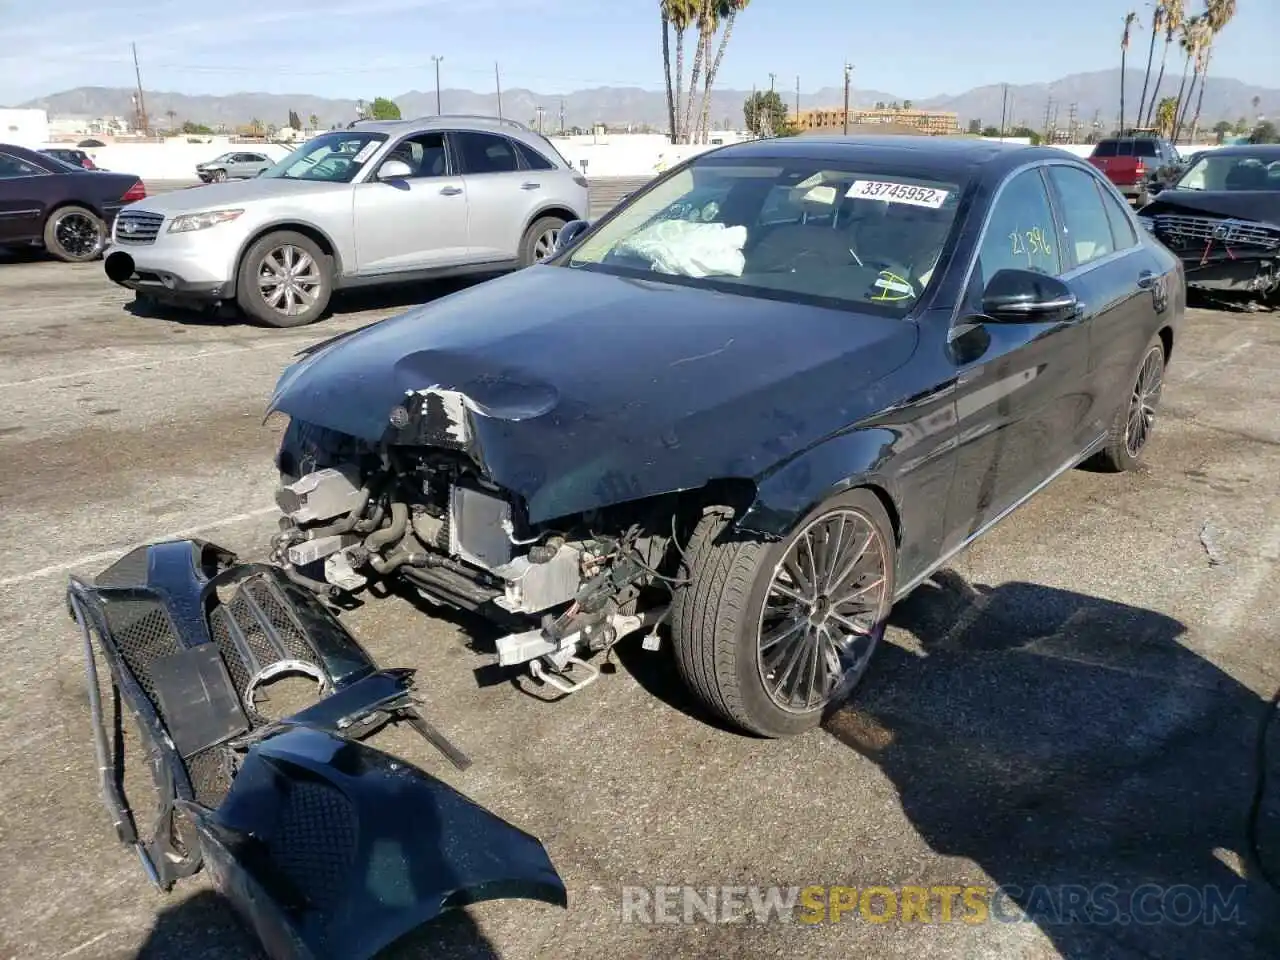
<box><xmin>235</xmin><ymin>231</ymin><xmax>332</xmax><ymax>328</ymax></box>
<box><xmin>670</xmin><ymin>489</ymin><xmax>897</xmax><ymax>738</ymax></box>
<box><xmin>43</xmin><ymin>204</ymin><xmax>106</xmax><ymax>263</ymax></box>
<box><xmin>519</xmin><ymin>215</ymin><xmax>566</xmax><ymax>266</ymax></box>
<box><xmin>1092</xmin><ymin>334</ymin><xmax>1167</xmax><ymax>472</ymax></box>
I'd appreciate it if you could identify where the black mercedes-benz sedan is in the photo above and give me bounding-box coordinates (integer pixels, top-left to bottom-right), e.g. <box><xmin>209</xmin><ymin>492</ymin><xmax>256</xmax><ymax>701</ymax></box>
<box><xmin>0</xmin><ymin>143</ymin><xmax>146</xmax><ymax>262</ymax></box>
<box><xmin>1136</xmin><ymin>143</ymin><xmax>1280</xmax><ymax>305</ymax></box>
<box><xmin>258</xmin><ymin>135</ymin><xmax>1184</xmax><ymax>737</ymax></box>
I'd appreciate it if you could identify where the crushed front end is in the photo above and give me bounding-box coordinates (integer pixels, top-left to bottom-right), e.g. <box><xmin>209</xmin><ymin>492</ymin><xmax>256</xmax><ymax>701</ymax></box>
<box><xmin>68</xmin><ymin>539</ymin><xmax>566</xmax><ymax>960</ymax></box>
<box><xmin>272</xmin><ymin>389</ymin><xmax>684</xmax><ymax>697</ymax></box>
<box><xmin>1138</xmin><ymin>208</ymin><xmax>1280</xmax><ymax>303</ymax></box>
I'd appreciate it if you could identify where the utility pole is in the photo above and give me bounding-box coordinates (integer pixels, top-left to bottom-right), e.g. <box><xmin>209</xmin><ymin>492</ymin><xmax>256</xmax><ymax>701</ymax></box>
<box><xmin>535</xmin><ymin>106</ymin><xmax>545</xmax><ymax>134</ymax></box>
<box><xmin>1043</xmin><ymin>97</ymin><xmax>1054</xmax><ymax>142</ymax></box>
<box><xmin>1067</xmin><ymin>102</ymin><xmax>1079</xmax><ymax>142</ymax></box>
<box><xmin>843</xmin><ymin>62</ymin><xmax>853</xmax><ymax>135</ymax></box>
<box><xmin>495</xmin><ymin>62</ymin><xmax>503</xmax><ymax>119</ymax></box>
<box><xmin>999</xmin><ymin>82</ymin><xmax>1008</xmax><ymax>139</ymax></box>
<box><xmin>768</xmin><ymin>72</ymin><xmax>776</xmax><ymax>95</ymax></box>
<box><xmin>431</xmin><ymin>55</ymin><xmax>444</xmax><ymax>114</ymax></box>
<box><xmin>559</xmin><ymin>99</ymin><xmax>565</xmax><ymax>135</ymax></box>
<box><xmin>131</xmin><ymin>42</ymin><xmax>149</xmax><ymax>136</ymax></box>
<box><xmin>795</xmin><ymin>75</ymin><xmax>801</xmax><ymax>123</ymax></box>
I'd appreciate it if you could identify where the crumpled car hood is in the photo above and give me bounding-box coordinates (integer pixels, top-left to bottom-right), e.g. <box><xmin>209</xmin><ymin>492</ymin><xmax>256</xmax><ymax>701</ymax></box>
<box><xmin>1141</xmin><ymin>189</ymin><xmax>1280</xmax><ymax>224</ymax></box>
<box><xmin>268</xmin><ymin>265</ymin><xmax>918</xmax><ymax>522</ymax></box>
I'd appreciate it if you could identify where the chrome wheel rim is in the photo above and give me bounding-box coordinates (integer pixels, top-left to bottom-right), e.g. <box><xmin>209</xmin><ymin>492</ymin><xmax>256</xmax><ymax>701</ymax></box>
<box><xmin>757</xmin><ymin>508</ymin><xmax>890</xmax><ymax>714</ymax></box>
<box><xmin>258</xmin><ymin>244</ymin><xmax>322</xmax><ymax>318</ymax></box>
<box><xmin>1125</xmin><ymin>346</ymin><xmax>1164</xmax><ymax>458</ymax></box>
<box><xmin>532</xmin><ymin>227</ymin><xmax>560</xmax><ymax>261</ymax></box>
<box><xmin>54</xmin><ymin>212</ymin><xmax>102</xmax><ymax>258</ymax></box>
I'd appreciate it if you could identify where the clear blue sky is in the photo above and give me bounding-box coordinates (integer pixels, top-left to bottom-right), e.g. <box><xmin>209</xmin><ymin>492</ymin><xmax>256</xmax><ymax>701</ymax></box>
<box><xmin>0</xmin><ymin>0</ymin><xmax>1275</xmax><ymax>105</ymax></box>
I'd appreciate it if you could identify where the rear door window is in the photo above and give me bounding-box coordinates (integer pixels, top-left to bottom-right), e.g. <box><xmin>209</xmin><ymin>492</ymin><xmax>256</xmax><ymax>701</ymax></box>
<box><xmin>513</xmin><ymin>141</ymin><xmax>555</xmax><ymax>171</ymax></box>
<box><xmin>1093</xmin><ymin>141</ymin><xmax>1118</xmax><ymax>157</ymax></box>
<box><xmin>453</xmin><ymin>132</ymin><xmax>520</xmax><ymax>175</ymax></box>
<box><xmin>1045</xmin><ymin>165</ymin><xmax>1117</xmax><ymax>268</ymax></box>
<box><xmin>0</xmin><ymin>153</ymin><xmax>43</xmax><ymax>178</ymax></box>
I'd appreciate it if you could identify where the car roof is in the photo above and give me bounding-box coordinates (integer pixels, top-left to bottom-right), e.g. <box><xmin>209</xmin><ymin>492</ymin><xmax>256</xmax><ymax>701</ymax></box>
<box><xmin>695</xmin><ymin>134</ymin><xmax>1080</xmax><ymax>180</ymax></box>
<box><xmin>350</xmin><ymin>114</ymin><xmax>537</xmax><ymax>136</ymax></box>
<box><xmin>1199</xmin><ymin>143</ymin><xmax>1280</xmax><ymax>158</ymax></box>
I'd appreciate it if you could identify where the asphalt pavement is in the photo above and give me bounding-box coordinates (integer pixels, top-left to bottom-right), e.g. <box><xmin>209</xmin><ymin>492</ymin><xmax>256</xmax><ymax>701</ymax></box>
<box><xmin>0</xmin><ymin>247</ymin><xmax>1278</xmax><ymax>960</ymax></box>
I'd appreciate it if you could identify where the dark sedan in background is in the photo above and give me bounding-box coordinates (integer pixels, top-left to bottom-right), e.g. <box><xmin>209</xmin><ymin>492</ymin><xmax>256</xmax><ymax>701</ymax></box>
<box><xmin>0</xmin><ymin>143</ymin><xmax>146</xmax><ymax>262</ymax></box>
<box><xmin>1138</xmin><ymin>143</ymin><xmax>1280</xmax><ymax>305</ymax></box>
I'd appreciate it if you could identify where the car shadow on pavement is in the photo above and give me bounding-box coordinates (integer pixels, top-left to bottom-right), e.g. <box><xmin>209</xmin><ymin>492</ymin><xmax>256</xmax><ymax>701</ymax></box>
<box><xmin>134</xmin><ymin>884</ymin><xmax>502</xmax><ymax>959</ymax></box>
<box><xmin>826</xmin><ymin>568</ymin><xmax>1280</xmax><ymax>959</ymax></box>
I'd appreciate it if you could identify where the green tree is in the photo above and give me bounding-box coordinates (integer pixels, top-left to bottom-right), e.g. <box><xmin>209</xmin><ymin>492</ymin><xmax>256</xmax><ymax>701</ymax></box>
<box><xmin>1008</xmin><ymin>125</ymin><xmax>1043</xmax><ymax>145</ymax></box>
<box><xmin>369</xmin><ymin>97</ymin><xmax>401</xmax><ymax>120</ymax></box>
<box><xmin>1187</xmin><ymin>0</ymin><xmax>1236</xmax><ymax>142</ymax></box>
<box><xmin>1250</xmin><ymin>120</ymin><xmax>1278</xmax><ymax>144</ymax></box>
<box><xmin>660</xmin><ymin>0</ymin><xmax>697</xmax><ymax>143</ymax></box>
<box><xmin>902</xmin><ymin>99</ymin><xmax>913</xmax><ymax>110</ymax></box>
<box><xmin>309</xmin><ymin>113</ymin><xmax>319</xmax><ymax>131</ymax></box>
<box><xmin>1135</xmin><ymin>1</ymin><xmax>1166</xmax><ymax>130</ymax></box>
<box><xmin>288</xmin><ymin>109</ymin><xmax>302</xmax><ymax>130</ymax></box>
<box><xmin>743</xmin><ymin>90</ymin><xmax>792</xmax><ymax>137</ymax></box>
<box><xmin>694</xmin><ymin>0</ymin><xmax>750</xmax><ymax>145</ymax></box>
<box><xmin>1119</xmin><ymin>10</ymin><xmax>1139</xmax><ymax>133</ymax></box>
<box><xmin>1143</xmin><ymin>0</ymin><xmax>1184</xmax><ymax>127</ymax></box>
<box><xmin>1155</xmin><ymin>95</ymin><xmax>1179</xmax><ymax>137</ymax></box>
<box><xmin>1211</xmin><ymin>119</ymin><xmax>1232</xmax><ymax>142</ymax></box>
<box><xmin>966</xmin><ymin>119</ymin><xmax>981</xmax><ymax>134</ymax></box>
<box><xmin>982</xmin><ymin>125</ymin><xmax>1001</xmax><ymax>137</ymax></box>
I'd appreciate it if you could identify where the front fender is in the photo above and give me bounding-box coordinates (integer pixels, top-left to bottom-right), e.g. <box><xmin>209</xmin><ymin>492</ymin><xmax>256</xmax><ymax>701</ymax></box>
<box><xmin>738</xmin><ymin>427</ymin><xmax>904</xmax><ymax>539</ymax></box>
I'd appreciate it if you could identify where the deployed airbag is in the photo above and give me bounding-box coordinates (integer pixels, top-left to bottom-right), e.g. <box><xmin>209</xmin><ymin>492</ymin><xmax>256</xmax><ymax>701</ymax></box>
<box><xmin>615</xmin><ymin>219</ymin><xmax>747</xmax><ymax>277</ymax></box>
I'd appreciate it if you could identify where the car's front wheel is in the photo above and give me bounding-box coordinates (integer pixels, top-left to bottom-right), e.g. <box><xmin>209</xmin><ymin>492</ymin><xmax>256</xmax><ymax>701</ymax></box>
<box><xmin>211</xmin><ymin>169</ymin><xmax>228</xmax><ymax>183</ymax></box>
<box><xmin>519</xmin><ymin>216</ymin><xmax>566</xmax><ymax>267</ymax></box>
<box><xmin>43</xmin><ymin>205</ymin><xmax>106</xmax><ymax>263</ymax></box>
<box><xmin>670</xmin><ymin>489</ymin><xmax>896</xmax><ymax>738</ymax></box>
<box><xmin>236</xmin><ymin>231</ymin><xmax>332</xmax><ymax>328</ymax></box>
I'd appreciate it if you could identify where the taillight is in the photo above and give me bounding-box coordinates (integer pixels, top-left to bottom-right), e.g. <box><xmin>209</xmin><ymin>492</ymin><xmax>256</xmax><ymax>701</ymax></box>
<box><xmin>121</xmin><ymin>180</ymin><xmax>146</xmax><ymax>202</ymax></box>
<box><xmin>1134</xmin><ymin>160</ymin><xmax>1146</xmax><ymax>177</ymax></box>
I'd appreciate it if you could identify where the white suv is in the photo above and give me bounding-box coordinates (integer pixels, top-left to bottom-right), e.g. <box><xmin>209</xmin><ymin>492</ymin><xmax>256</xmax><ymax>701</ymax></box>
<box><xmin>103</xmin><ymin>116</ymin><xmax>590</xmax><ymax>326</ymax></box>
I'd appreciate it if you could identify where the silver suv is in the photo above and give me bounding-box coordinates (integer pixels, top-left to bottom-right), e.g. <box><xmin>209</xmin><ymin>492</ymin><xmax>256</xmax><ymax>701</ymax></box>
<box><xmin>103</xmin><ymin>116</ymin><xmax>590</xmax><ymax>326</ymax></box>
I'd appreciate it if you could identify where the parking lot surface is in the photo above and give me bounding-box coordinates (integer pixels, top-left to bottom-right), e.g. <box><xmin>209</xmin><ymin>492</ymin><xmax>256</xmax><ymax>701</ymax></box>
<box><xmin>0</xmin><ymin>250</ymin><xmax>1278</xmax><ymax>960</ymax></box>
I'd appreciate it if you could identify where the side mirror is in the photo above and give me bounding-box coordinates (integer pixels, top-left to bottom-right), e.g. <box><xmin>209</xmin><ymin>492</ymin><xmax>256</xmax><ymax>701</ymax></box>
<box><xmin>981</xmin><ymin>268</ymin><xmax>1079</xmax><ymax>323</ymax></box>
<box><xmin>378</xmin><ymin>159</ymin><xmax>413</xmax><ymax>180</ymax></box>
<box><xmin>554</xmin><ymin>219</ymin><xmax>591</xmax><ymax>254</ymax></box>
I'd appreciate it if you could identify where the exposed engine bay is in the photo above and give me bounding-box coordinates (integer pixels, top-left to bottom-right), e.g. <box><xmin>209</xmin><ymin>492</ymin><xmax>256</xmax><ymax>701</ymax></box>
<box><xmin>272</xmin><ymin>407</ymin><xmax>698</xmax><ymax>696</ymax></box>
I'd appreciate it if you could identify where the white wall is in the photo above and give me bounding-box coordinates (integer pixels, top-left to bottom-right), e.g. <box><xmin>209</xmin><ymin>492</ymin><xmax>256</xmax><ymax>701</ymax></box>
<box><xmin>1</xmin><ymin>108</ymin><xmax>50</xmax><ymax>147</ymax></box>
<box><xmin>31</xmin><ymin>130</ymin><xmax>1231</xmax><ymax>182</ymax></box>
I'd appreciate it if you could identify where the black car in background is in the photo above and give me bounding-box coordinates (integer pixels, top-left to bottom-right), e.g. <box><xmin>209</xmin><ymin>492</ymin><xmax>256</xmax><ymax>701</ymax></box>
<box><xmin>38</xmin><ymin>147</ymin><xmax>100</xmax><ymax>170</ymax></box>
<box><xmin>0</xmin><ymin>143</ymin><xmax>145</xmax><ymax>262</ymax></box>
<box><xmin>259</xmin><ymin>136</ymin><xmax>1185</xmax><ymax>738</ymax></box>
<box><xmin>1137</xmin><ymin>143</ymin><xmax>1280</xmax><ymax>304</ymax></box>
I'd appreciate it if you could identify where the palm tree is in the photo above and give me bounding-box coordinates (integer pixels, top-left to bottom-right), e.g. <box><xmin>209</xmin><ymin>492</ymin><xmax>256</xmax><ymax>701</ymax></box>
<box><xmin>660</xmin><ymin>1</ymin><xmax>677</xmax><ymax>142</ymax></box>
<box><xmin>1170</xmin><ymin>14</ymin><xmax>1203</xmax><ymax>141</ymax></box>
<box><xmin>696</xmin><ymin>0</ymin><xmax>749</xmax><ymax>144</ymax></box>
<box><xmin>308</xmin><ymin>113</ymin><xmax>319</xmax><ymax>131</ymax></box>
<box><xmin>1173</xmin><ymin>15</ymin><xmax>1210</xmax><ymax>141</ymax></box>
<box><xmin>1136</xmin><ymin>1</ymin><xmax>1166</xmax><ymax>130</ymax></box>
<box><xmin>681</xmin><ymin>2</ymin><xmax>713</xmax><ymax>143</ymax></box>
<box><xmin>1189</xmin><ymin>0</ymin><xmax>1236</xmax><ymax>143</ymax></box>
<box><xmin>1155</xmin><ymin>95</ymin><xmax>1179</xmax><ymax>137</ymax></box>
<box><xmin>660</xmin><ymin>0</ymin><xmax>696</xmax><ymax>143</ymax></box>
<box><xmin>1143</xmin><ymin>0</ymin><xmax>1184</xmax><ymax>127</ymax></box>
<box><xmin>1120</xmin><ymin>11</ymin><xmax>1139</xmax><ymax>133</ymax></box>
<box><xmin>165</xmin><ymin>108</ymin><xmax>177</xmax><ymax>129</ymax></box>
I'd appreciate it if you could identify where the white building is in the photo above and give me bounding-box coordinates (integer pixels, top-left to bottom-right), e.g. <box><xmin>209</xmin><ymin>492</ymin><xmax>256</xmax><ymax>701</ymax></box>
<box><xmin>0</xmin><ymin>108</ymin><xmax>50</xmax><ymax>147</ymax></box>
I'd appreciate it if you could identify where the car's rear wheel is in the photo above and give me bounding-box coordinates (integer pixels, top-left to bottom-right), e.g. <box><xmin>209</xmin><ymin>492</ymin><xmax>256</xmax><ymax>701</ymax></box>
<box><xmin>519</xmin><ymin>216</ymin><xmax>566</xmax><ymax>266</ymax></box>
<box><xmin>236</xmin><ymin>231</ymin><xmax>332</xmax><ymax>328</ymax></box>
<box><xmin>670</xmin><ymin>489</ymin><xmax>896</xmax><ymax>738</ymax></box>
<box><xmin>1094</xmin><ymin>334</ymin><xmax>1167</xmax><ymax>472</ymax></box>
<box><xmin>43</xmin><ymin>205</ymin><xmax>105</xmax><ymax>263</ymax></box>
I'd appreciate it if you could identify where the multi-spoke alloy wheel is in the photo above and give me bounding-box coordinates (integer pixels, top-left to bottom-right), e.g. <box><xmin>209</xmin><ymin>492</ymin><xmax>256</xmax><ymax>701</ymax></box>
<box><xmin>532</xmin><ymin>226</ymin><xmax>560</xmax><ymax>261</ymax></box>
<box><xmin>757</xmin><ymin>508</ymin><xmax>890</xmax><ymax>713</ymax></box>
<box><xmin>520</xmin><ymin>216</ymin><xmax>567</xmax><ymax>266</ymax></box>
<box><xmin>44</xmin><ymin>205</ymin><xmax>104</xmax><ymax>262</ymax></box>
<box><xmin>258</xmin><ymin>244</ymin><xmax>322</xmax><ymax>319</ymax></box>
<box><xmin>670</xmin><ymin>488</ymin><xmax>897</xmax><ymax>738</ymax></box>
<box><xmin>236</xmin><ymin>230</ymin><xmax>332</xmax><ymax>327</ymax></box>
<box><xmin>1125</xmin><ymin>344</ymin><xmax>1164</xmax><ymax>458</ymax></box>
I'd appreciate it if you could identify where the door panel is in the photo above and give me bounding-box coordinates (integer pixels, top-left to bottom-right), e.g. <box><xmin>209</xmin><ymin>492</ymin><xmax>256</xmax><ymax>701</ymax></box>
<box><xmin>0</xmin><ymin>153</ymin><xmax>48</xmax><ymax>244</ymax></box>
<box><xmin>352</xmin><ymin>133</ymin><xmax>470</xmax><ymax>273</ymax></box>
<box><xmin>452</xmin><ymin>132</ymin><xmax>535</xmax><ymax>261</ymax></box>
<box><xmin>941</xmin><ymin>166</ymin><xmax>1091</xmax><ymax>550</ymax></box>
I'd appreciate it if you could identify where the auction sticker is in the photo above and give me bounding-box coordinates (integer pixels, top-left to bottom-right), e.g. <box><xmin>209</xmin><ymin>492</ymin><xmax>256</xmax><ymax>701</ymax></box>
<box><xmin>352</xmin><ymin>141</ymin><xmax>381</xmax><ymax>164</ymax></box>
<box><xmin>847</xmin><ymin>180</ymin><xmax>949</xmax><ymax>208</ymax></box>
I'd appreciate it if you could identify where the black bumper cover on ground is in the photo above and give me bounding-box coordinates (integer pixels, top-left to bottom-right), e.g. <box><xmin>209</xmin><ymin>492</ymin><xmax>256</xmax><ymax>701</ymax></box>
<box><xmin>67</xmin><ymin>539</ymin><xmax>566</xmax><ymax>960</ymax></box>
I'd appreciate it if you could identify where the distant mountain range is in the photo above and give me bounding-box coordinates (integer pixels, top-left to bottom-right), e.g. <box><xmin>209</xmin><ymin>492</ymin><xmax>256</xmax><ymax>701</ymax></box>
<box><xmin>15</xmin><ymin>69</ymin><xmax>1278</xmax><ymax>132</ymax></box>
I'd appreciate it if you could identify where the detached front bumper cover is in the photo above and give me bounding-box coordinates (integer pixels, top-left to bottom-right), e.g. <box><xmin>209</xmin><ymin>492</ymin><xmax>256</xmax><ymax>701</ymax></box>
<box><xmin>67</xmin><ymin>539</ymin><xmax>566</xmax><ymax>960</ymax></box>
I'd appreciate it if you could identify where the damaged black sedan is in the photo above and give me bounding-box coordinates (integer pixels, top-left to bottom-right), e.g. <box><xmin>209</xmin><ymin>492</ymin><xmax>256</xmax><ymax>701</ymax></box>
<box><xmin>265</xmin><ymin>136</ymin><xmax>1184</xmax><ymax>739</ymax></box>
<box><xmin>1137</xmin><ymin>143</ymin><xmax>1280</xmax><ymax>305</ymax></box>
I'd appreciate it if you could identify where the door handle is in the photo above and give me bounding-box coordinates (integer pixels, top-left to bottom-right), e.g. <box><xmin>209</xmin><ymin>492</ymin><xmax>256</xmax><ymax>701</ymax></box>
<box><xmin>1137</xmin><ymin>270</ymin><xmax>1156</xmax><ymax>289</ymax></box>
<box><xmin>440</xmin><ymin>186</ymin><xmax>463</xmax><ymax>196</ymax></box>
<box><xmin>521</xmin><ymin>182</ymin><xmax>541</xmax><ymax>190</ymax></box>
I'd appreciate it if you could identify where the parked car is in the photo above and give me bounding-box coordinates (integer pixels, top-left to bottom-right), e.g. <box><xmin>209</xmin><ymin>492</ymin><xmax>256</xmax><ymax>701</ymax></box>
<box><xmin>103</xmin><ymin>116</ymin><xmax>591</xmax><ymax>326</ymax></box>
<box><xmin>257</xmin><ymin>135</ymin><xmax>1184</xmax><ymax>738</ymax></box>
<box><xmin>1136</xmin><ymin>143</ymin><xmax>1280</xmax><ymax>304</ymax></box>
<box><xmin>195</xmin><ymin>151</ymin><xmax>274</xmax><ymax>182</ymax></box>
<box><xmin>0</xmin><ymin>143</ymin><xmax>146</xmax><ymax>262</ymax></box>
<box><xmin>1087</xmin><ymin>135</ymin><xmax>1185</xmax><ymax>205</ymax></box>
<box><xmin>39</xmin><ymin>147</ymin><xmax>99</xmax><ymax>170</ymax></box>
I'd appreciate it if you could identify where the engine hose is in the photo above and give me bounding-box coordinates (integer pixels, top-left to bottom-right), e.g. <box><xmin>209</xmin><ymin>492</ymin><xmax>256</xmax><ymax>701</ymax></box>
<box><xmin>354</xmin><ymin>500</ymin><xmax>386</xmax><ymax>534</ymax></box>
<box><xmin>370</xmin><ymin>548</ymin><xmax>429</xmax><ymax>575</ymax></box>
<box><xmin>300</xmin><ymin>486</ymin><xmax>373</xmax><ymax>540</ymax></box>
<box><xmin>366</xmin><ymin>502</ymin><xmax>409</xmax><ymax>552</ymax></box>
<box><xmin>281</xmin><ymin>562</ymin><xmax>338</xmax><ymax>596</ymax></box>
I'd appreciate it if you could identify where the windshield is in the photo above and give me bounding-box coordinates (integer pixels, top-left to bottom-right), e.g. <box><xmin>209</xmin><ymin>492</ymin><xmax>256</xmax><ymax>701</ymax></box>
<box><xmin>260</xmin><ymin>131</ymin><xmax>389</xmax><ymax>183</ymax></box>
<box><xmin>563</xmin><ymin>157</ymin><xmax>963</xmax><ymax>314</ymax></box>
<box><xmin>1173</xmin><ymin>152</ymin><xmax>1280</xmax><ymax>191</ymax></box>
